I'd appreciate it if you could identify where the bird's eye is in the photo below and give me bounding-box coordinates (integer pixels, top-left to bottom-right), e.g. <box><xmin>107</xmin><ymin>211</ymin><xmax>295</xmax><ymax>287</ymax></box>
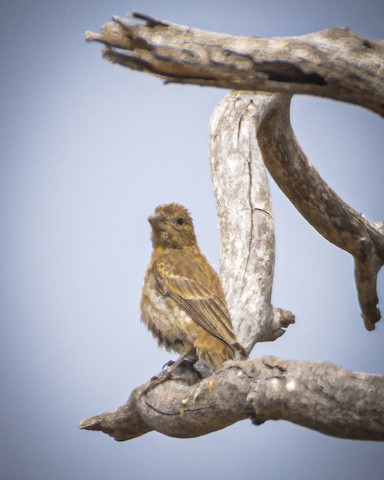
<box><xmin>176</xmin><ymin>216</ymin><xmax>184</xmax><ymax>226</ymax></box>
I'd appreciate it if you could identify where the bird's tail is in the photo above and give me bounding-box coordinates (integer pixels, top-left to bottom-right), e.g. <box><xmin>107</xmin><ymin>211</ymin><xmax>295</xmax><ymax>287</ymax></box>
<box><xmin>195</xmin><ymin>333</ymin><xmax>247</xmax><ymax>369</ymax></box>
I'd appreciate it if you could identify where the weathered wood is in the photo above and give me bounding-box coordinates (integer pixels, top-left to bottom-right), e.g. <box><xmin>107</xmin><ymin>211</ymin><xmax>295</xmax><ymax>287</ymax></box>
<box><xmin>86</xmin><ymin>11</ymin><xmax>384</xmax><ymax>116</ymax></box>
<box><xmin>210</xmin><ymin>90</ymin><xmax>383</xmax><ymax>331</ymax></box>
<box><xmin>209</xmin><ymin>91</ymin><xmax>294</xmax><ymax>349</ymax></box>
<box><xmin>255</xmin><ymin>93</ymin><xmax>384</xmax><ymax>330</ymax></box>
<box><xmin>79</xmin><ymin>356</ymin><xmax>384</xmax><ymax>441</ymax></box>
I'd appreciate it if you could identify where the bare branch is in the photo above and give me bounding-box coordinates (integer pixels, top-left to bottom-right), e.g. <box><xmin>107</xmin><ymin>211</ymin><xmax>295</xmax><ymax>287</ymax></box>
<box><xmin>86</xmin><ymin>12</ymin><xmax>384</xmax><ymax>116</ymax></box>
<box><xmin>79</xmin><ymin>356</ymin><xmax>384</xmax><ymax>441</ymax></box>
<box><xmin>254</xmin><ymin>93</ymin><xmax>384</xmax><ymax>330</ymax></box>
<box><xmin>209</xmin><ymin>91</ymin><xmax>295</xmax><ymax>350</ymax></box>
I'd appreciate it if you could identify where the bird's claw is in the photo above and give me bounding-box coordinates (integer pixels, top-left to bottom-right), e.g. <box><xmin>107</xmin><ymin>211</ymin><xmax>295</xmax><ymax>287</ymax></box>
<box><xmin>162</xmin><ymin>360</ymin><xmax>175</xmax><ymax>370</ymax></box>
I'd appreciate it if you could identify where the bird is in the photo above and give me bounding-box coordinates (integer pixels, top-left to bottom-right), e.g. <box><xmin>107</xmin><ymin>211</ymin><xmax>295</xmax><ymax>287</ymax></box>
<box><xmin>140</xmin><ymin>202</ymin><xmax>246</xmax><ymax>371</ymax></box>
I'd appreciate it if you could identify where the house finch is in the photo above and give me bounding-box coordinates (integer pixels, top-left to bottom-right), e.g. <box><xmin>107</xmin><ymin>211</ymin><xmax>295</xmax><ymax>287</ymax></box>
<box><xmin>140</xmin><ymin>203</ymin><xmax>246</xmax><ymax>370</ymax></box>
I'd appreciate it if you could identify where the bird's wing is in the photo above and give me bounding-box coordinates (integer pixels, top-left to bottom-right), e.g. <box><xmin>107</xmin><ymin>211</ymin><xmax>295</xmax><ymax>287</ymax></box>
<box><xmin>153</xmin><ymin>253</ymin><xmax>237</xmax><ymax>348</ymax></box>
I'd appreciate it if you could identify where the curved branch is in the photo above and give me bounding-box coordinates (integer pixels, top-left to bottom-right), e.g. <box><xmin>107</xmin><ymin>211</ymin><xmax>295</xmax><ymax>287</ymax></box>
<box><xmin>86</xmin><ymin>12</ymin><xmax>384</xmax><ymax>116</ymax></box>
<box><xmin>209</xmin><ymin>91</ymin><xmax>294</xmax><ymax>350</ymax></box>
<box><xmin>255</xmin><ymin>94</ymin><xmax>384</xmax><ymax>330</ymax></box>
<box><xmin>79</xmin><ymin>356</ymin><xmax>384</xmax><ymax>441</ymax></box>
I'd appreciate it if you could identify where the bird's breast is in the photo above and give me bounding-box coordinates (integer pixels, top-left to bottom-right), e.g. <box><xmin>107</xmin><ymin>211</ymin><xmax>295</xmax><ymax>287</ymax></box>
<box><xmin>140</xmin><ymin>270</ymin><xmax>195</xmax><ymax>354</ymax></box>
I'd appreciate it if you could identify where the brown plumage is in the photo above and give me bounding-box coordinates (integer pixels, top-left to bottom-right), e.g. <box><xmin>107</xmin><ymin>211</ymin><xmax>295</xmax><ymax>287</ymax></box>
<box><xmin>140</xmin><ymin>203</ymin><xmax>246</xmax><ymax>369</ymax></box>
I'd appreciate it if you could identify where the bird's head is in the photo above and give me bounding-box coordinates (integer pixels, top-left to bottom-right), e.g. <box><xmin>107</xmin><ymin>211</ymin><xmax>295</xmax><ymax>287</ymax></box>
<box><xmin>148</xmin><ymin>203</ymin><xmax>197</xmax><ymax>249</ymax></box>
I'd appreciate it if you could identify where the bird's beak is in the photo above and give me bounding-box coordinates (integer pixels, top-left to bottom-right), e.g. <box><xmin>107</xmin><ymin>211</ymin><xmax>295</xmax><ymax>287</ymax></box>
<box><xmin>148</xmin><ymin>213</ymin><xmax>165</xmax><ymax>229</ymax></box>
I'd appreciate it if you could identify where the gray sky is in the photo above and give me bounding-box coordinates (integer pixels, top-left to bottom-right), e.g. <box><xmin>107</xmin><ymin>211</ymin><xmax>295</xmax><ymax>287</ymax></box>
<box><xmin>1</xmin><ymin>1</ymin><xmax>383</xmax><ymax>479</ymax></box>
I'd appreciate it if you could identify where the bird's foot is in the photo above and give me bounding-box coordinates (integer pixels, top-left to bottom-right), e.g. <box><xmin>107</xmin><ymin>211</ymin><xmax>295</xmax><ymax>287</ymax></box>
<box><xmin>162</xmin><ymin>359</ymin><xmax>175</xmax><ymax>370</ymax></box>
<box><xmin>144</xmin><ymin>369</ymin><xmax>174</xmax><ymax>394</ymax></box>
<box><xmin>142</xmin><ymin>353</ymin><xmax>200</xmax><ymax>396</ymax></box>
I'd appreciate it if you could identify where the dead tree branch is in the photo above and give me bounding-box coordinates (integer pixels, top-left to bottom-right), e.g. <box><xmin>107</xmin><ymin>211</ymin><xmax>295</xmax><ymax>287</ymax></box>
<box><xmin>209</xmin><ymin>91</ymin><xmax>295</xmax><ymax>349</ymax></box>
<box><xmin>86</xmin><ymin>11</ymin><xmax>384</xmax><ymax>116</ymax></box>
<box><xmin>210</xmin><ymin>90</ymin><xmax>383</xmax><ymax>331</ymax></box>
<box><xmin>255</xmin><ymin>93</ymin><xmax>384</xmax><ymax>330</ymax></box>
<box><xmin>80</xmin><ymin>356</ymin><xmax>384</xmax><ymax>441</ymax></box>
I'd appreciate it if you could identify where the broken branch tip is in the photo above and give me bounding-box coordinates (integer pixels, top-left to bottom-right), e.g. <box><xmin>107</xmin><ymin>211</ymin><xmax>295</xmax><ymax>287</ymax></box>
<box><xmin>85</xmin><ymin>31</ymin><xmax>101</xmax><ymax>42</ymax></box>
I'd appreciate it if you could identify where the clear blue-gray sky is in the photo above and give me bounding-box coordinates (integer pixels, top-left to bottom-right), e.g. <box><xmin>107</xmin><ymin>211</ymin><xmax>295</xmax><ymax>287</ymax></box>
<box><xmin>1</xmin><ymin>1</ymin><xmax>383</xmax><ymax>479</ymax></box>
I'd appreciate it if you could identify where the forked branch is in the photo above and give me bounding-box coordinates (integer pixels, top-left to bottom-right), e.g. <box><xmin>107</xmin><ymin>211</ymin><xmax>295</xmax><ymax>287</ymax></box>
<box><xmin>255</xmin><ymin>93</ymin><xmax>384</xmax><ymax>330</ymax></box>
